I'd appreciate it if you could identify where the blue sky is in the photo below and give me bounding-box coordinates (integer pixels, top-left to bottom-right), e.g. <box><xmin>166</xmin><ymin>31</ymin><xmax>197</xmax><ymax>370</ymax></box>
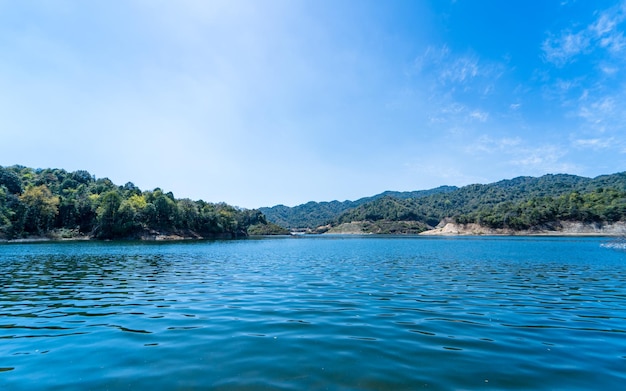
<box><xmin>1</xmin><ymin>0</ymin><xmax>625</xmax><ymax>208</ymax></box>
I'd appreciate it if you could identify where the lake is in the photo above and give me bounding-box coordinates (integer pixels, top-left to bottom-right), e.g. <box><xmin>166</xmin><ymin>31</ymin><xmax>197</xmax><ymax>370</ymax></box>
<box><xmin>1</xmin><ymin>236</ymin><xmax>625</xmax><ymax>390</ymax></box>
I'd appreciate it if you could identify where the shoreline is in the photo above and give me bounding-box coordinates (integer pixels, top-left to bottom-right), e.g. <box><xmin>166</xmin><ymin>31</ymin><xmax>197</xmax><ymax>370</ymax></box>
<box><xmin>317</xmin><ymin>219</ymin><xmax>626</xmax><ymax>237</ymax></box>
<box><xmin>0</xmin><ymin>230</ymin><xmax>243</xmax><ymax>244</ymax></box>
<box><xmin>419</xmin><ymin>221</ymin><xmax>626</xmax><ymax>237</ymax></box>
<box><xmin>0</xmin><ymin>236</ymin><xmax>238</xmax><ymax>244</ymax></box>
<box><xmin>3</xmin><ymin>222</ymin><xmax>626</xmax><ymax>243</ymax></box>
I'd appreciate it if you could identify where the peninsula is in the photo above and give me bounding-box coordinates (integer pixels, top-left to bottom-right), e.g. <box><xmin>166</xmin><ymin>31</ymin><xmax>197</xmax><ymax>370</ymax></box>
<box><xmin>0</xmin><ymin>165</ymin><xmax>286</xmax><ymax>241</ymax></box>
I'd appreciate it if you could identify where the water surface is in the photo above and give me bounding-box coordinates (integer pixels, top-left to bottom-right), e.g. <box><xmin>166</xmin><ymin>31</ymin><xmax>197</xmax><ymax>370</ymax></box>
<box><xmin>1</xmin><ymin>236</ymin><xmax>625</xmax><ymax>390</ymax></box>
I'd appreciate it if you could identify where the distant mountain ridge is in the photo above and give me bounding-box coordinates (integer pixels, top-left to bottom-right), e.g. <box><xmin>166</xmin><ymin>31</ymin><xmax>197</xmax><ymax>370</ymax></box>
<box><xmin>259</xmin><ymin>185</ymin><xmax>457</xmax><ymax>229</ymax></box>
<box><xmin>260</xmin><ymin>173</ymin><xmax>626</xmax><ymax>233</ymax></box>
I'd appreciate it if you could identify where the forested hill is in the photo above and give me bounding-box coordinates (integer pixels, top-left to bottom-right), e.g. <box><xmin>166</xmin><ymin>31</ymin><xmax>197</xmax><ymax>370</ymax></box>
<box><xmin>261</xmin><ymin>173</ymin><xmax>626</xmax><ymax>233</ymax></box>
<box><xmin>0</xmin><ymin>165</ymin><xmax>286</xmax><ymax>240</ymax></box>
<box><xmin>6</xmin><ymin>165</ymin><xmax>624</xmax><ymax>239</ymax></box>
<box><xmin>259</xmin><ymin>186</ymin><xmax>457</xmax><ymax>229</ymax></box>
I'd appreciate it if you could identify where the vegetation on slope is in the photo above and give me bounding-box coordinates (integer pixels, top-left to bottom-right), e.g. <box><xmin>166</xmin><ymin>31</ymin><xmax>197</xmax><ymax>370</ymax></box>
<box><xmin>333</xmin><ymin>173</ymin><xmax>626</xmax><ymax>232</ymax></box>
<box><xmin>455</xmin><ymin>188</ymin><xmax>626</xmax><ymax>230</ymax></box>
<box><xmin>6</xmin><ymin>165</ymin><xmax>623</xmax><ymax>239</ymax></box>
<box><xmin>259</xmin><ymin>186</ymin><xmax>457</xmax><ymax>229</ymax></box>
<box><xmin>0</xmin><ymin>165</ymin><xmax>281</xmax><ymax>240</ymax></box>
<box><xmin>258</xmin><ymin>172</ymin><xmax>626</xmax><ymax>234</ymax></box>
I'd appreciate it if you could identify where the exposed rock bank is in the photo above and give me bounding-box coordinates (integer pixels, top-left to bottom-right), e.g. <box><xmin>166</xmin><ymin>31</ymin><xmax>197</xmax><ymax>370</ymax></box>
<box><xmin>420</xmin><ymin>221</ymin><xmax>626</xmax><ymax>236</ymax></box>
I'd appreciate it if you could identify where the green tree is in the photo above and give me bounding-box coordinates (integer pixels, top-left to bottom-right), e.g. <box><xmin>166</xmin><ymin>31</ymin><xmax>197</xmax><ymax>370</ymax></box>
<box><xmin>0</xmin><ymin>167</ymin><xmax>23</xmax><ymax>194</ymax></box>
<box><xmin>153</xmin><ymin>193</ymin><xmax>178</xmax><ymax>229</ymax></box>
<box><xmin>96</xmin><ymin>190</ymin><xmax>122</xmax><ymax>238</ymax></box>
<box><xmin>177</xmin><ymin>199</ymin><xmax>200</xmax><ymax>230</ymax></box>
<box><xmin>19</xmin><ymin>185</ymin><xmax>60</xmax><ymax>235</ymax></box>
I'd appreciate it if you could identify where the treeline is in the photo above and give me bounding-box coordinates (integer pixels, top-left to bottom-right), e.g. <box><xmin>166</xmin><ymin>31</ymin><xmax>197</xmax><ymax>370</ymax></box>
<box><xmin>259</xmin><ymin>186</ymin><xmax>457</xmax><ymax>229</ymax></box>
<box><xmin>0</xmin><ymin>165</ymin><xmax>286</xmax><ymax>240</ymax></box>
<box><xmin>258</xmin><ymin>172</ymin><xmax>626</xmax><ymax>233</ymax></box>
<box><xmin>331</xmin><ymin>173</ymin><xmax>626</xmax><ymax>232</ymax></box>
<box><xmin>456</xmin><ymin>188</ymin><xmax>626</xmax><ymax>230</ymax></box>
<box><xmin>336</xmin><ymin>196</ymin><xmax>441</xmax><ymax>227</ymax></box>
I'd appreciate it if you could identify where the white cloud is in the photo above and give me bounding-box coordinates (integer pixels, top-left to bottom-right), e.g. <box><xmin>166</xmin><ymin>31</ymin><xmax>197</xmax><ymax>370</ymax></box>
<box><xmin>573</xmin><ymin>137</ymin><xmax>615</xmax><ymax>149</ymax></box>
<box><xmin>542</xmin><ymin>31</ymin><xmax>590</xmax><ymax>65</ymax></box>
<box><xmin>577</xmin><ymin>96</ymin><xmax>617</xmax><ymax>130</ymax></box>
<box><xmin>591</xmin><ymin>12</ymin><xmax>620</xmax><ymax>36</ymax></box>
<box><xmin>441</xmin><ymin>55</ymin><xmax>480</xmax><ymax>84</ymax></box>
<box><xmin>428</xmin><ymin>102</ymin><xmax>464</xmax><ymax>123</ymax></box>
<box><xmin>427</xmin><ymin>103</ymin><xmax>492</xmax><ymax>126</ymax></box>
<box><xmin>409</xmin><ymin>44</ymin><xmax>512</xmax><ymax>140</ymax></box>
<box><xmin>600</xmin><ymin>63</ymin><xmax>619</xmax><ymax>74</ymax></box>
<box><xmin>543</xmin><ymin>1</ymin><xmax>626</xmax><ymax>66</ymax></box>
<box><xmin>508</xmin><ymin>145</ymin><xmax>577</xmax><ymax>173</ymax></box>
<box><xmin>415</xmin><ymin>45</ymin><xmax>503</xmax><ymax>90</ymax></box>
<box><xmin>467</xmin><ymin>135</ymin><xmax>522</xmax><ymax>154</ymax></box>
<box><xmin>469</xmin><ymin>110</ymin><xmax>489</xmax><ymax>122</ymax></box>
<box><xmin>404</xmin><ymin>159</ymin><xmax>488</xmax><ymax>187</ymax></box>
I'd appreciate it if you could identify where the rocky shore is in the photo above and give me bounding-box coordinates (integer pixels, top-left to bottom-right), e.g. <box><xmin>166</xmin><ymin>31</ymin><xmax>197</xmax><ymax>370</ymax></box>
<box><xmin>0</xmin><ymin>228</ymin><xmax>243</xmax><ymax>243</ymax></box>
<box><xmin>419</xmin><ymin>221</ymin><xmax>626</xmax><ymax>236</ymax></box>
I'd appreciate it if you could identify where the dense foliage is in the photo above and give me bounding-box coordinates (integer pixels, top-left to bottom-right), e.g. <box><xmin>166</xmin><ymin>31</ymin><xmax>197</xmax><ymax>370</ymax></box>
<box><xmin>259</xmin><ymin>186</ymin><xmax>457</xmax><ymax>229</ymax></box>
<box><xmin>455</xmin><ymin>188</ymin><xmax>626</xmax><ymax>229</ymax></box>
<box><xmin>259</xmin><ymin>172</ymin><xmax>626</xmax><ymax>233</ymax></box>
<box><xmin>7</xmin><ymin>165</ymin><xmax>623</xmax><ymax>238</ymax></box>
<box><xmin>0</xmin><ymin>165</ymin><xmax>278</xmax><ymax>240</ymax></box>
<box><xmin>334</xmin><ymin>173</ymin><xmax>626</xmax><ymax>231</ymax></box>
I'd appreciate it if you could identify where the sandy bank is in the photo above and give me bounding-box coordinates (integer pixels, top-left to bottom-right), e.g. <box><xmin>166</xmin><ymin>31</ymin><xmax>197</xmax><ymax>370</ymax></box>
<box><xmin>420</xmin><ymin>221</ymin><xmax>626</xmax><ymax>236</ymax></box>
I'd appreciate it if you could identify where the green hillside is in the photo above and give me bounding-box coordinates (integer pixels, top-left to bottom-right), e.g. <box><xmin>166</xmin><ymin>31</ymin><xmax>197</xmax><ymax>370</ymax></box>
<box><xmin>259</xmin><ymin>186</ymin><xmax>457</xmax><ymax>229</ymax></box>
<box><xmin>5</xmin><ymin>165</ymin><xmax>624</xmax><ymax>239</ymax></box>
<box><xmin>0</xmin><ymin>165</ymin><xmax>285</xmax><ymax>240</ymax></box>
<box><xmin>260</xmin><ymin>173</ymin><xmax>626</xmax><ymax>233</ymax></box>
<box><xmin>334</xmin><ymin>173</ymin><xmax>626</xmax><ymax>232</ymax></box>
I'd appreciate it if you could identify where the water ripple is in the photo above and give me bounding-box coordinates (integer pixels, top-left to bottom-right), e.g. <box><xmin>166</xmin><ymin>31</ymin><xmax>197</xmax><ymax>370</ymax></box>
<box><xmin>0</xmin><ymin>237</ymin><xmax>625</xmax><ymax>390</ymax></box>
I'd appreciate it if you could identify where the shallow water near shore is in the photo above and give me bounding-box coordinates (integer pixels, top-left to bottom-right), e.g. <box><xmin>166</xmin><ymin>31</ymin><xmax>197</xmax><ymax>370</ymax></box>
<box><xmin>1</xmin><ymin>236</ymin><xmax>625</xmax><ymax>390</ymax></box>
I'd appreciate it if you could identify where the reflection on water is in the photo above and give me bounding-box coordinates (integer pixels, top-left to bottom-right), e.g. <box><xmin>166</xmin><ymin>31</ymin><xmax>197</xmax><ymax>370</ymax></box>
<box><xmin>1</xmin><ymin>237</ymin><xmax>626</xmax><ymax>390</ymax></box>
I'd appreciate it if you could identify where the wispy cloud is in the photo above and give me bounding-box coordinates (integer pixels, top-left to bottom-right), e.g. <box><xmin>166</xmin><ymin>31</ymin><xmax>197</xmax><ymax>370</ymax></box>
<box><xmin>428</xmin><ymin>102</ymin><xmax>465</xmax><ymax>124</ymax></box>
<box><xmin>412</xmin><ymin>45</ymin><xmax>504</xmax><ymax>129</ymax></box>
<box><xmin>542</xmin><ymin>1</ymin><xmax>626</xmax><ymax>66</ymax></box>
<box><xmin>577</xmin><ymin>96</ymin><xmax>616</xmax><ymax>125</ymax></box>
<box><xmin>465</xmin><ymin>135</ymin><xmax>578</xmax><ymax>174</ymax></box>
<box><xmin>469</xmin><ymin>110</ymin><xmax>489</xmax><ymax>122</ymax></box>
<box><xmin>575</xmin><ymin>93</ymin><xmax>626</xmax><ymax>136</ymax></box>
<box><xmin>542</xmin><ymin>31</ymin><xmax>591</xmax><ymax>66</ymax></box>
<box><xmin>508</xmin><ymin>144</ymin><xmax>578</xmax><ymax>173</ymax></box>
<box><xmin>428</xmin><ymin>103</ymin><xmax>490</xmax><ymax>124</ymax></box>
<box><xmin>573</xmin><ymin>137</ymin><xmax>615</xmax><ymax>149</ymax></box>
<box><xmin>415</xmin><ymin>45</ymin><xmax>503</xmax><ymax>91</ymax></box>
<box><xmin>539</xmin><ymin>1</ymin><xmax>626</xmax><ymax>156</ymax></box>
<box><xmin>403</xmin><ymin>159</ymin><xmax>488</xmax><ymax>187</ymax></box>
<box><xmin>466</xmin><ymin>135</ymin><xmax>522</xmax><ymax>154</ymax></box>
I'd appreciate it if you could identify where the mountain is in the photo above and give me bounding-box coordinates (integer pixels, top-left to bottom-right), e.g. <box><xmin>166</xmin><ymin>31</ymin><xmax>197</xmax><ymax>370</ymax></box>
<box><xmin>5</xmin><ymin>165</ymin><xmax>624</xmax><ymax>239</ymax></box>
<box><xmin>259</xmin><ymin>186</ymin><xmax>457</xmax><ymax>229</ymax></box>
<box><xmin>261</xmin><ymin>173</ymin><xmax>626</xmax><ymax>234</ymax></box>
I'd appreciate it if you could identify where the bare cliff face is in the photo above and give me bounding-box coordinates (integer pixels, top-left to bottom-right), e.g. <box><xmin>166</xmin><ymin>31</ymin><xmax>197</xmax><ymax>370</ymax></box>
<box><xmin>420</xmin><ymin>221</ymin><xmax>626</xmax><ymax>236</ymax></box>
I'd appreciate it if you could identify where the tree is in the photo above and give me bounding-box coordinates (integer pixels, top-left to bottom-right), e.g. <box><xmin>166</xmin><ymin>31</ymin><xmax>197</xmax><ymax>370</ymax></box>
<box><xmin>95</xmin><ymin>190</ymin><xmax>122</xmax><ymax>238</ymax></box>
<box><xmin>177</xmin><ymin>199</ymin><xmax>199</xmax><ymax>230</ymax></box>
<box><xmin>0</xmin><ymin>167</ymin><xmax>23</xmax><ymax>194</ymax></box>
<box><xmin>153</xmin><ymin>193</ymin><xmax>178</xmax><ymax>229</ymax></box>
<box><xmin>0</xmin><ymin>164</ymin><xmax>283</xmax><ymax>239</ymax></box>
<box><xmin>19</xmin><ymin>185</ymin><xmax>60</xmax><ymax>235</ymax></box>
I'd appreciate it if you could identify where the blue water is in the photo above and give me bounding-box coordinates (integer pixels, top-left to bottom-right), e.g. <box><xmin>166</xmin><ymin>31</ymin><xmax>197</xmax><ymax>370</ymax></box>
<box><xmin>1</xmin><ymin>236</ymin><xmax>625</xmax><ymax>390</ymax></box>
